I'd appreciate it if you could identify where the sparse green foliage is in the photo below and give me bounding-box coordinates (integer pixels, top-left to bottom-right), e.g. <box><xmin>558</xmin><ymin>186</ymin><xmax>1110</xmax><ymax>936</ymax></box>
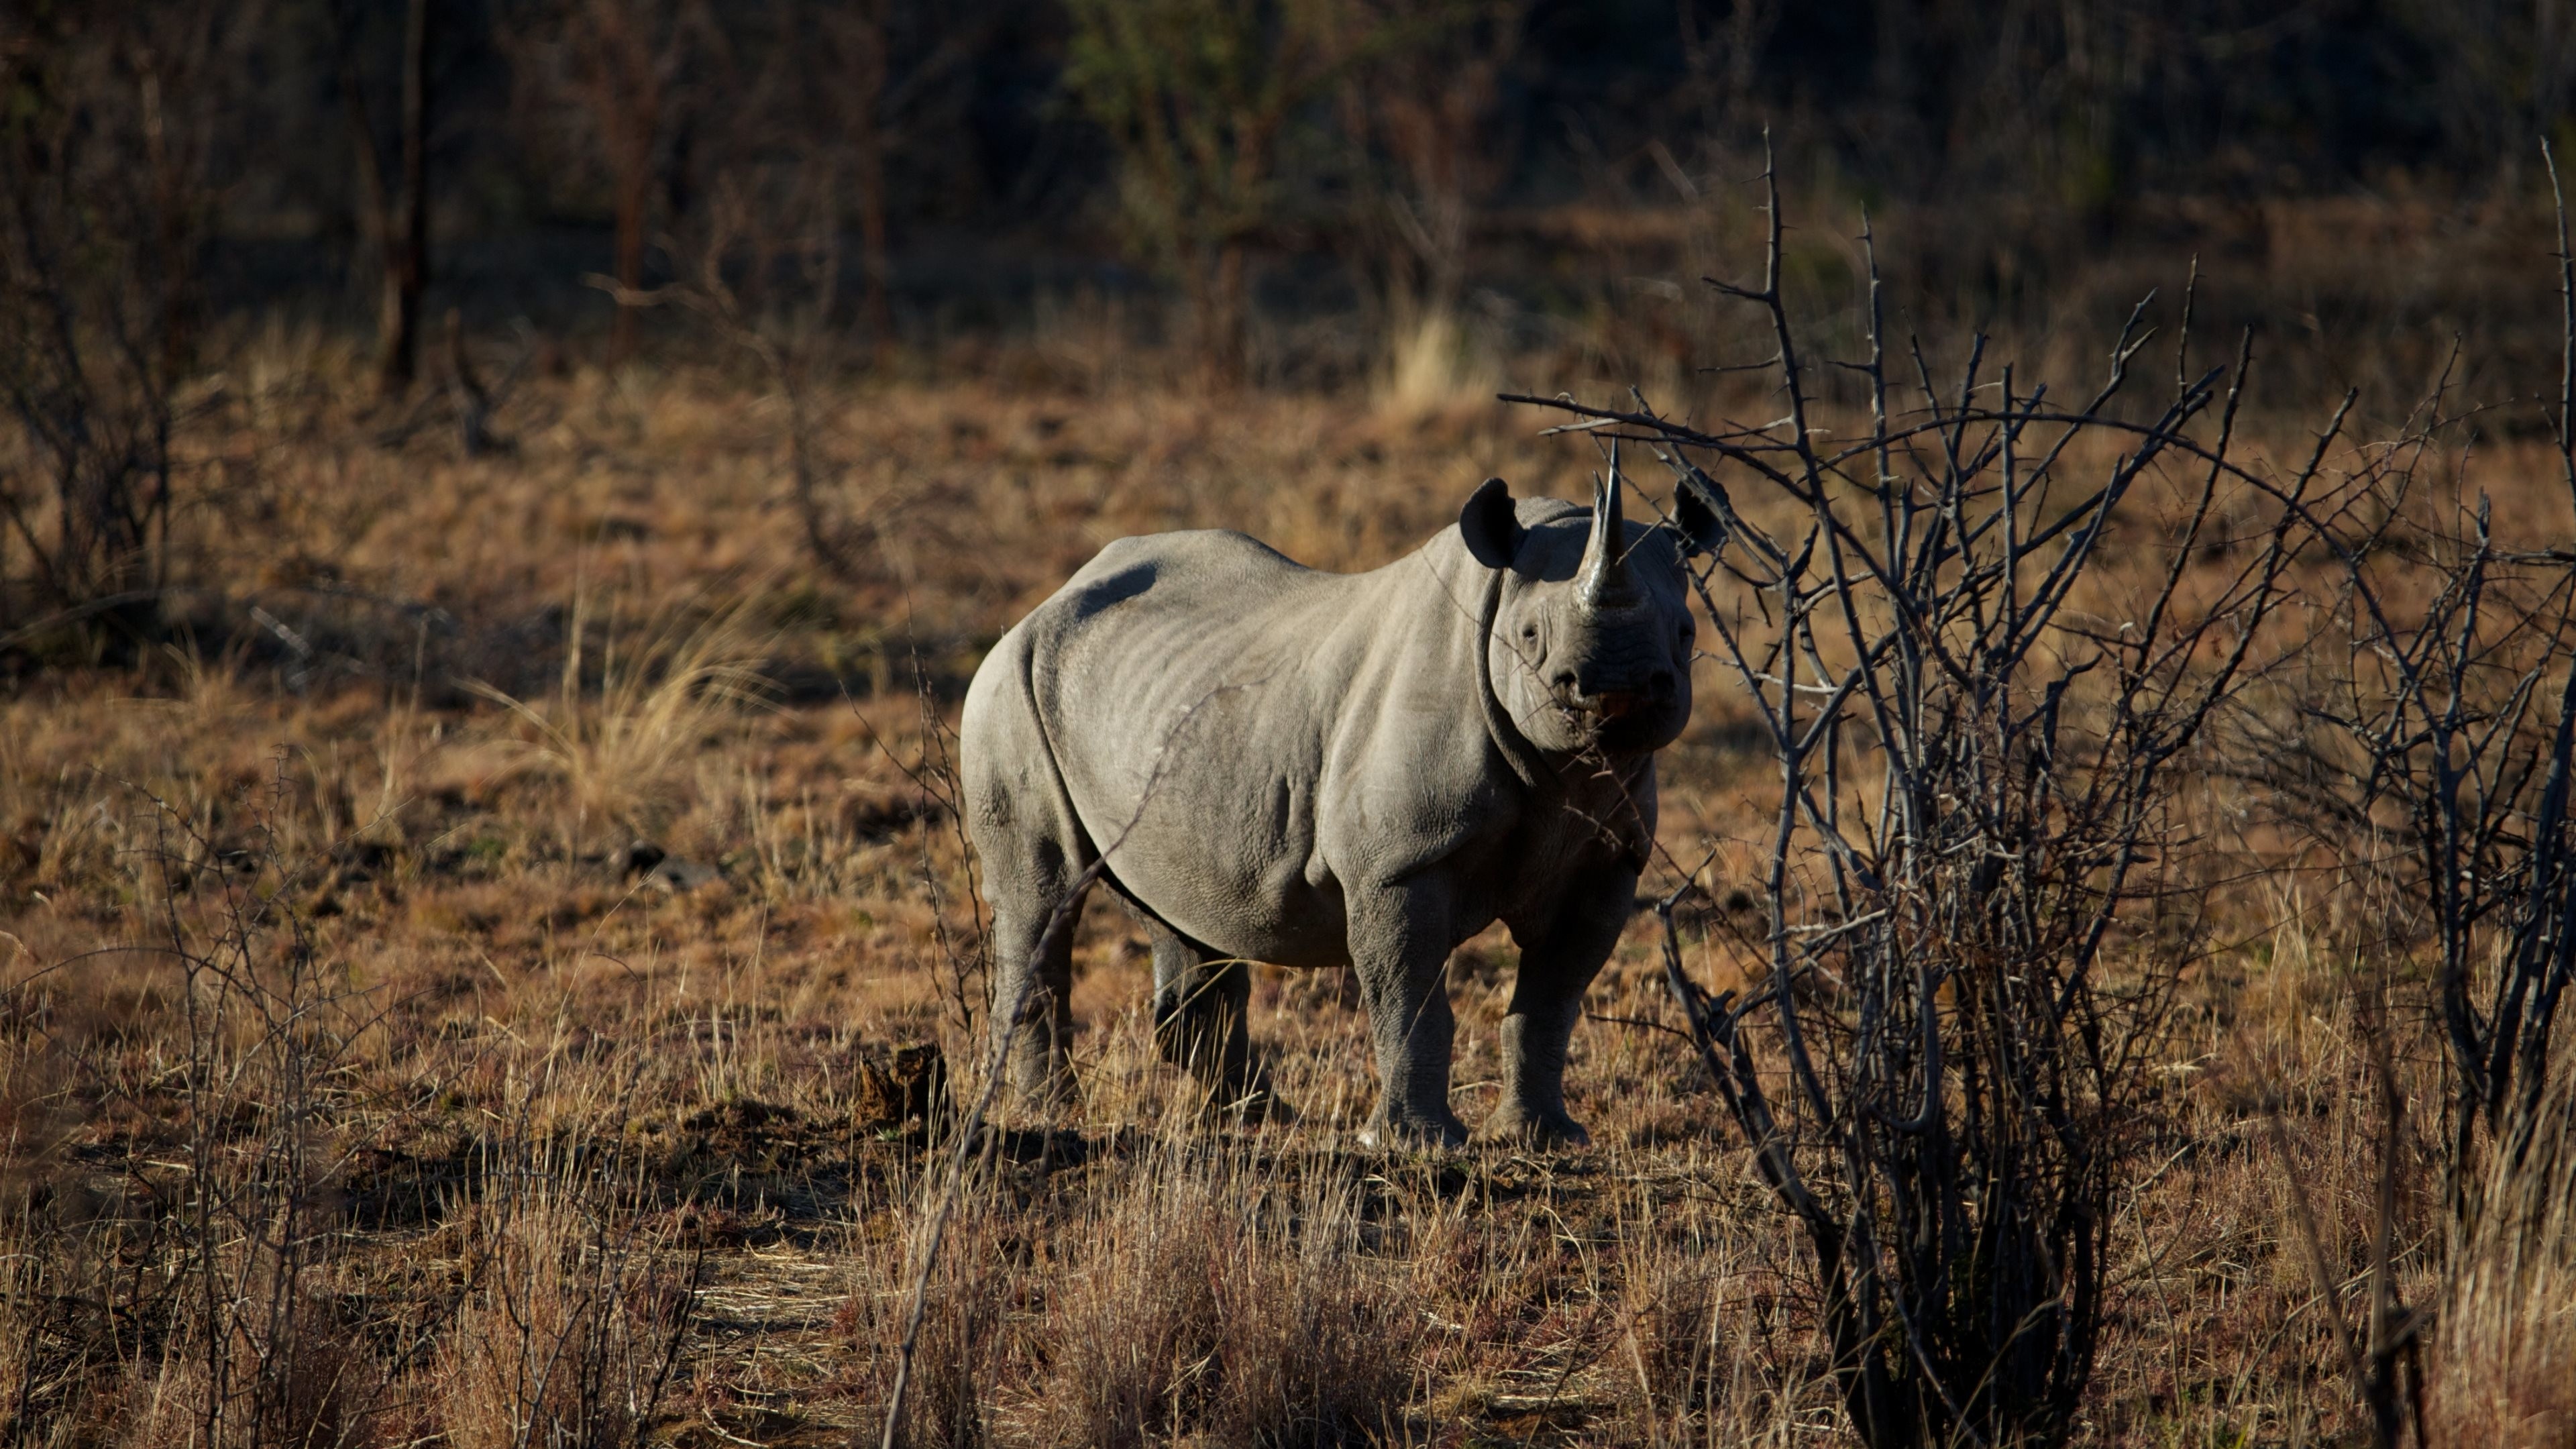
<box><xmin>1062</xmin><ymin>0</ymin><xmax>1353</xmax><ymax>384</ymax></box>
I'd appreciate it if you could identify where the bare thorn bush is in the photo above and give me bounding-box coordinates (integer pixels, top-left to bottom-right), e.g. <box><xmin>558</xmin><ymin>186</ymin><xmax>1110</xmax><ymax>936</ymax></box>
<box><xmin>1524</xmin><ymin>150</ymin><xmax>2310</xmax><ymax>1447</ymax></box>
<box><xmin>0</xmin><ymin>4</ymin><xmax>246</xmax><ymax>653</ymax></box>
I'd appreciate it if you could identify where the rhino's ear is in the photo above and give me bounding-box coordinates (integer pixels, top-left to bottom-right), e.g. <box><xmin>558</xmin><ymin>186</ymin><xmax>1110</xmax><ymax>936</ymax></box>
<box><xmin>1672</xmin><ymin>475</ymin><xmax>1727</xmax><ymax>557</ymax></box>
<box><xmin>1459</xmin><ymin>476</ymin><xmax>1522</xmax><ymax>568</ymax></box>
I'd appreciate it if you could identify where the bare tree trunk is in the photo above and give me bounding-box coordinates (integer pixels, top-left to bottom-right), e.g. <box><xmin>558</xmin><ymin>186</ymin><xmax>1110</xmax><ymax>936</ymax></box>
<box><xmin>1204</xmin><ymin>239</ymin><xmax>1246</xmax><ymax>387</ymax></box>
<box><xmin>610</xmin><ymin>136</ymin><xmax>649</xmax><ymax>364</ymax></box>
<box><xmin>337</xmin><ymin>0</ymin><xmax>433</xmax><ymax>396</ymax></box>
<box><xmin>376</xmin><ymin>0</ymin><xmax>431</xmax><ymax>393</ymax></box>
<box><xmin>851</xmin><ymin>2</ymin><xmax>895</xmax><ymax>365</ymax></box>
<box><xmin>575</xmin><ymin>0</ymin><xmax>671</xmax><ymax>368</ymax></box>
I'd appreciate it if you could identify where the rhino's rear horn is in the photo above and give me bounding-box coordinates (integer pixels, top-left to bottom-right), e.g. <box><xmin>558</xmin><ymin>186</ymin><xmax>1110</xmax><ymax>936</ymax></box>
<box><xmin>1576</xmin><ymin>468</ymin><xmax>1637</xmax><ymax>608</ymax></box>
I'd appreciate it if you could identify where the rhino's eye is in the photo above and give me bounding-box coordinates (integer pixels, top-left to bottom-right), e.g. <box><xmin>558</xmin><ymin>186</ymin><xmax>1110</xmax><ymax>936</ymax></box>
<box><xmin>1519</xmin><ymin>623</ymin><xmax>1538</xmax><ymax>643</ymax></box>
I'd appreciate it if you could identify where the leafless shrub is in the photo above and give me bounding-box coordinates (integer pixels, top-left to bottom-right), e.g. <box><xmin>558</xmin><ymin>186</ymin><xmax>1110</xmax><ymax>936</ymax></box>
<box><xmin>1519</xmin><ymin>152</ymin><xmax>2312</xmax><ymax>1446</ymax></box>
<box><xmin>28</xmin><ymin>769</ymin><xmax>408</xmax><ymax>1448</ymax></box>
<box><xmin>1331</xmin><ymin>0</ymin><xmax>1525</xmax><ymax>406</ymax></box>
<box><xmin>1062</xmin><ymin>0</ymin><xmax>1356</xmax><ymax>386</ymax></box>
<box><xmin>0</xmin><ymin>3</ymin><xmax>250</xmax><ymax>650</ymax></box>
<box><xmin>591</xmin><ymin>176</ymin><xmax>881</xmax><ymax>580</ymax></box>
<box><xmin>429</xmin><ymin>1152</ymin><xmax>699</xmax><ymax>1449</ymax></box>
<box><xmin>114</xmin><ymin>1292</ymin><xmax>368</xmax><ymax>1449</ymax></box>
<box><xmin>2249</xmin><ymin>218</ymin><xmax>2576</xmax><ymax>1224</ymax></box>
<box><xmin>440</xmin><ymin>310</ymin><xmax>539</xmax><ymax>458</ymax></box>
<box><xmin>836</xmin><ymin>667</ymin><xmax>989</xmax><ymax>1044</ymax></box>
<box><xmin>2229</xmin><ymin>152</ymin><xmax>2576</xmax><ymax>1448</ymax></box>
<box><xmin>0</xmin><ymin>1198</ymin><xmax>95</xmax><ymax>1448</ymax></box>
<box><xmin>6</xmin><ymin>759</ymin><xmax>711</xmax><ymax>1447</ymax></box>
<box><xmin>2230</xmin><ymin>426</ymin><xmax>2543</xmax><ymax>1446</ymax></box>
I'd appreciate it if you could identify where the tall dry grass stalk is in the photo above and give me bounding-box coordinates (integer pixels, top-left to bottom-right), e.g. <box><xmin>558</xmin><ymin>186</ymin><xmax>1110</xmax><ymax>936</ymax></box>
<box><xmin>1379</xmin><ymin>307</ymin><xmax>1496</xmax><ymax>419</ymax></box>
<box><xmin>2430</xmin><ymin>1070</ymin><xmax>2576</xmax><ymax>1447</ymax></box>
<box><xmin>1610</xmin><ymin>1197</ymin><xmax>1782</xmax><ymax>1446</ymax></box>
<box><xmin>842</xmin><ymin>1188</ymin><xmax>1011</xmax><ymax>1449</ymax></box>
<box><xmin>431</xmin><ymin>1160</ymin><xmax>699</xmax><ymax>1449</ymax></box>
<box><xmin>1025</xmin><ymin>1145</ymin><xmax>1413</xmax><ymax>1448</ymax></box>
<box><xmin>466</xmin><ymin>588</ymin><xmax>770</xmax><ymax>849</ymax></box>
<box><xmin>851</xmin><ymin>1104</ymin><xmax>1425</xmax><ymax>1448</ymax></box>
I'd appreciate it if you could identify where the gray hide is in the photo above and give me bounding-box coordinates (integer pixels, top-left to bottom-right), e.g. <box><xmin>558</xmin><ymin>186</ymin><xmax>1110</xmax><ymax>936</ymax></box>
<box><xmin>959</xmin><ymin>473</ymin><xmax>1722</xmax><ymax>1146</ymax></box>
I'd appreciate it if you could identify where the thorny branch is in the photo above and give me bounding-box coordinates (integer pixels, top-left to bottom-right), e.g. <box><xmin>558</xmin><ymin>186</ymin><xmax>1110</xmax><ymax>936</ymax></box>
<box><xmin>1515</xmin><ymin>135</ymin><xmax>2310</xmax><ymax>1448</ymax></box>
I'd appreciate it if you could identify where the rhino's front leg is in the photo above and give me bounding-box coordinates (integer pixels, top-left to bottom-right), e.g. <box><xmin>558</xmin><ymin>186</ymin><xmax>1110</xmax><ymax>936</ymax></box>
<box><xmin>1348</xmin><ymin>884</ymin><xmax>1470</xmax><ymax>1148</ymax></box>
<box><xmin>1486</xmin><ymin>863</ymin><xmax>1637</xmax><ymax>1148</ymax></box>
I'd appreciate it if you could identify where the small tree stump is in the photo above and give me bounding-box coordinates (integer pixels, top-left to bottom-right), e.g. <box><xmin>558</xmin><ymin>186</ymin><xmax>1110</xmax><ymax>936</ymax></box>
<box><xmin>855</xmin><ymin>1042</ymin><xmax>948</xmax><ymax>1133</ymax></box>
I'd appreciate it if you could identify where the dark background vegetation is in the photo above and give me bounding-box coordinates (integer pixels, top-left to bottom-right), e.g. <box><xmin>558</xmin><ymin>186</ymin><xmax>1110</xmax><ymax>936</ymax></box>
<box><xmin>19</xmin><ymin>0</ymin><xmax>2576</xmax><ymax>672</ymax></box>
<box><xmin>12</xmin><ymin>0</ymin><xmax>2576</xmax><ymax>400</ymax></box>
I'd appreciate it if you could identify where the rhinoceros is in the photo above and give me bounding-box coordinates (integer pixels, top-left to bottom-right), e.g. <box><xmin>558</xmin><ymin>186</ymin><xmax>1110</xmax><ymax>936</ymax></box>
<box><xmin>959</xmin><ymin>472</ymin><xmax>1721</xmax><ymax>1146</ymax></box>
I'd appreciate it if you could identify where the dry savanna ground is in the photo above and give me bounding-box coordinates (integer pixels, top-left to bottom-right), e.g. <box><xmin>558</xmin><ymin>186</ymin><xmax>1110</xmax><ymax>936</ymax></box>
<box><xmin>4</xmin><ymin>329</ymin><xmax>2575</xmax><ymax>1446</ymax></box>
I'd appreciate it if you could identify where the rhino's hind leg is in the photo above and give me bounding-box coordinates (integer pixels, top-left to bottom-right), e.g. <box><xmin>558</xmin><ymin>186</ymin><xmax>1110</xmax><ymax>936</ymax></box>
<box><xmin>989</xmin><ymin>865</ymin><xmax>1085</xmax><ymax>1116</ymax></box>
<box><xmin>967</xmin><ymin>750</ymin><xmax>1088</xmax><ymax>1115</ymax></box>
<box><xmin>962</xmin><ymin>635</ymin><xmax>1097</xmax><ymax>1121</ymax></box>
<box><xmin>1148</xmin><ymin>925</ymin><xmax>1290</xmax><ymax>1123</ymax></box>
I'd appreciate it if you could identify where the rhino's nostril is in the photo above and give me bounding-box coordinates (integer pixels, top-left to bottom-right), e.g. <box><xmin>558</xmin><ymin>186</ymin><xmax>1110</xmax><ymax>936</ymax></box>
<box><xmin>1551</xmin><ymin>669</ymin><xmax>1578</xmax><ymax>695</ymax></box>
<box><xmin>1650</xmin><ymin>669</ymin><xmax>1676</xmax><ymax>700</ymax></box>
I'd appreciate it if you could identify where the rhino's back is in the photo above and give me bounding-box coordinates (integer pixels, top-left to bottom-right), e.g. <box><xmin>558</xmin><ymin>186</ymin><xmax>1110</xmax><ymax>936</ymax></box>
<box><xmin>1033</xmin><ymin>529</ymin><xmax>1331</xmax><ymax>715</ymax></box>
<box><xmin>994</xmin><ymin>527</ymin><xmax>1491</xmax><ymax>965</ymax></box>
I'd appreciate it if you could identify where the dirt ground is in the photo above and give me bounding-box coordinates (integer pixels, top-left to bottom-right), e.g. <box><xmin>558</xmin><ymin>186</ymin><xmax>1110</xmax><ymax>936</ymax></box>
<box><xmin>5</xmin><ymin>342</ymin><xmax>2571</xmax><ymax>1445</ymax></box>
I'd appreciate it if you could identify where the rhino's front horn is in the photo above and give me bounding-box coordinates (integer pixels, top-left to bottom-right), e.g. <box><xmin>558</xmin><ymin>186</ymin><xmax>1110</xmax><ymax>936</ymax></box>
<box><xmin>1575</xmin><ymin>469</ymin><xmax>1637</xmax><ymax>609</ymax></box>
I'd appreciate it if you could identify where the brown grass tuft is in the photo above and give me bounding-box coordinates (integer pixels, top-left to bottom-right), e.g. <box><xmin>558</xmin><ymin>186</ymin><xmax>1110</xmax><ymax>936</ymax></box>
<box><xmin>464</xmin><ymin>588</ymin><xmax>770</xmax><ymax>852</ymax></box>
<box><xmin>1016</xmin><ymin>1143</ymin><xmax>1415</xmax><ymax>1448</ymax></box>
<box><xmin>431</xmin><ymin>1167</ymin><xmax>699</xmax><ymax>1449</ymax></box>
<box><xmin>2429</xmin><ymin>1076</ymin><xmax>2576</xmax><ymax>1448</ymax></box>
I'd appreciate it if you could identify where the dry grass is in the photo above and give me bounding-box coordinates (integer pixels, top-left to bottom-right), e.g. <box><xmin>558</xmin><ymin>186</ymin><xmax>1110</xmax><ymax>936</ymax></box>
<box><xmin>431</xmin><ymin>1159</ymin><xmax>699</xmax><ymax>1449</ymax></box>
<box><xmin>2428</xmin><ymin>1077</ymin><xmax>2576</xmax><ymax>1448</ymax></box>
<box><xmin>3</xmin><ymin>344</ymin><xmax>2573</xmax><ymax>1444</ymax></box>
<box><xmin>462</xmin><ymin>589</ymin><xmax>773</xmax><ymax>853</ymax></box>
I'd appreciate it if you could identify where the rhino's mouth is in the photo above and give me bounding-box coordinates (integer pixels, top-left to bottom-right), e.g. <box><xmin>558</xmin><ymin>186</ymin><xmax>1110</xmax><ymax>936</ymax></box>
<box><xmin>1555</xmin><ymin>693</ymin><xmax>1673</xmax><ymax>751</ymax></box>
<box><xmin>1579</xmin><ymin>690</ymin><xmax>1652</xmax><ymax>721</ymax></box>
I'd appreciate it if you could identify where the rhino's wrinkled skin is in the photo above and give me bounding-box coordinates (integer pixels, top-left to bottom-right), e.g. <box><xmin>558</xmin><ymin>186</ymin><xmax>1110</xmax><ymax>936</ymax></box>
<box><xmin>961</xmin><ymin>474</ymin><xmax>1721</xmax><ymax>1146</ymax></box>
